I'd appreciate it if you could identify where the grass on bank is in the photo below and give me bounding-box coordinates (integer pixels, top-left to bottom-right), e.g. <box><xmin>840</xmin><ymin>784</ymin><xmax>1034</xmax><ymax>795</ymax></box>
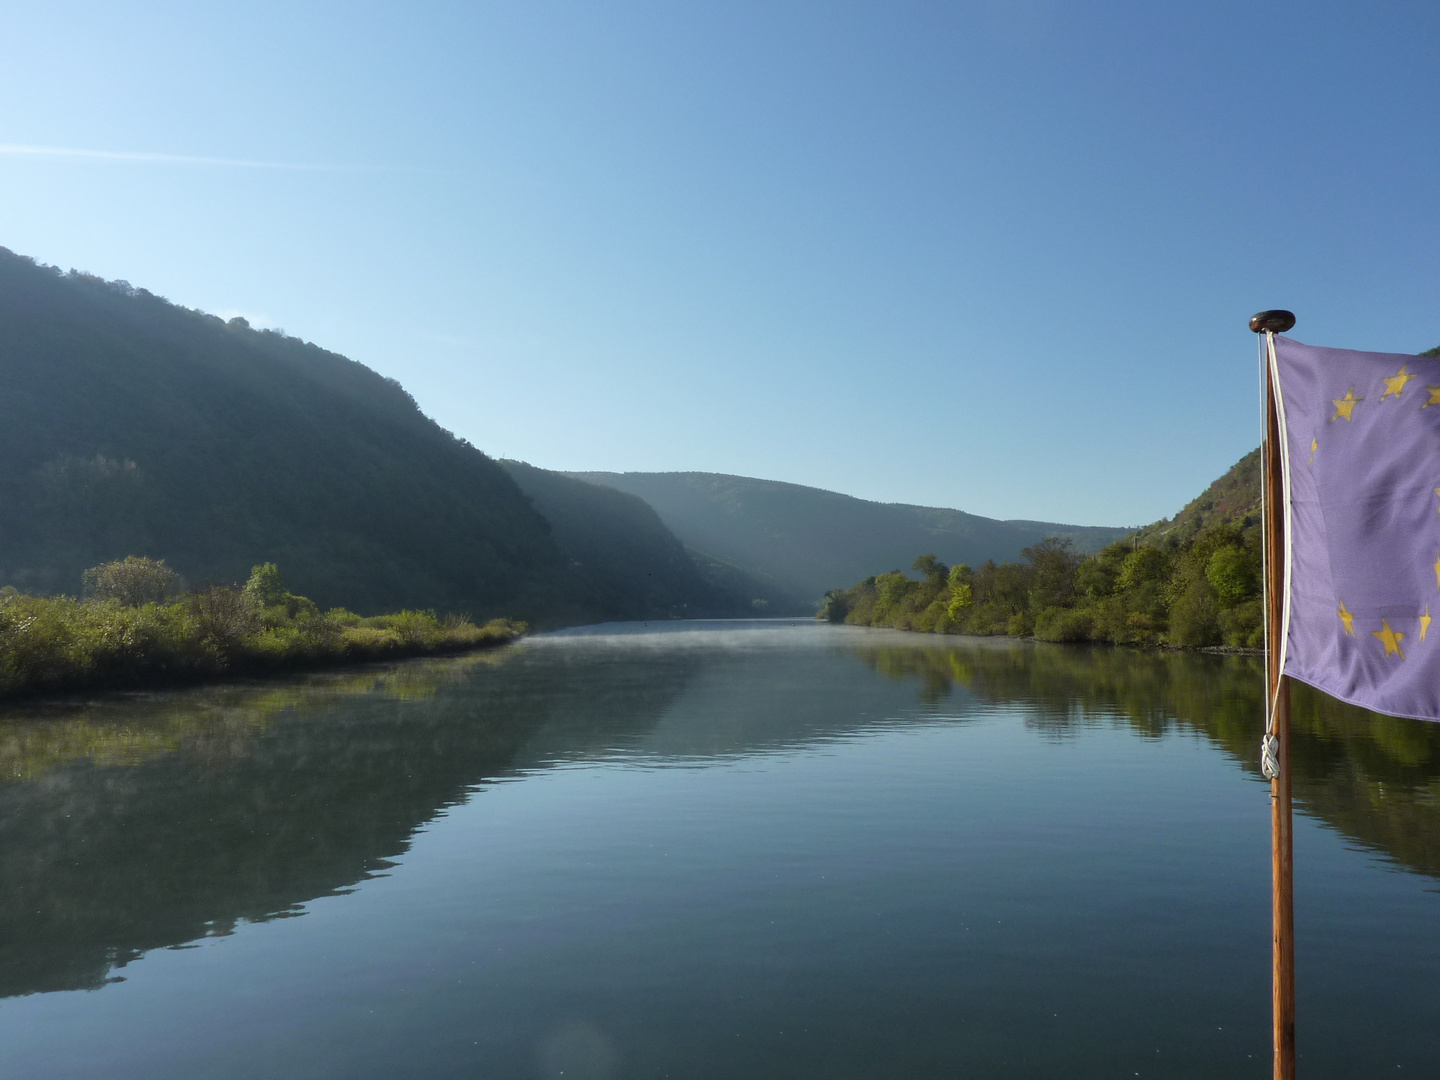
<box><xmin>0</xmin><ymin>557</ymin><xmax>523</xmax><ymax>699</ymax></box>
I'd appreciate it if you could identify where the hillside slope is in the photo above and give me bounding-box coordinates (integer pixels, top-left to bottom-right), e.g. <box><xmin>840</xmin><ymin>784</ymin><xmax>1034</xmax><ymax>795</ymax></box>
<box><xmin>499</xmin><ymin>461</ymin><xmax>807</xmax><ymax>616</ymax></box>
<box><xmin>571</xmin><ymin>471</ymin><xmax>1133</xmax><ymax>603</ymax></box>
<box><xmin>0</xmin><ymin>249</ymin><xmax>705</xmax><ymax>623</ymax></box>
<box><xmin>1132</xmin><ymin>448</ymin><xmax>1261</xmax><ymax>547</ymax></box>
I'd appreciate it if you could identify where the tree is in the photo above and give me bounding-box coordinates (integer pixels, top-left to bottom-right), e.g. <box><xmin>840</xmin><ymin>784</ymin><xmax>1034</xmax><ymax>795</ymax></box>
<box><xmin>243</xmin><ymin>562</ymin><xmax>287</xmax><ymax>608</ymax></box>
<box><xmin>1023</xmin><ymin>537</ymin><xmax>1080</xmax><ymax>611</ymax></box>
<box><xmin>945</xmin><ymin>562</ymin><xmax>974</xmax><ymax>623</ymax></box>
<box><xmin>1117</xmin><ymin>545</ymin><xmax>1167</xmax><ymax>591</ymax></box>
<box><xmin>82</xmin><ymin>556</ymin><xmax>178</xmax><ymax>606</ymax></box>
<box><xmin>819</xmin><ymin>589</ymin><xmax>850</xmax><ymax>623</ymax></box>
<box><xmin>186</xmin><ymin>586</ymin><xmax>260</xmax><ymax>652</ymax></box>
<box><xmin>1206</xmin><ymin>545</ymin><xmax>1257</xmax><ymax>606</ymax></box>
<box><xmin>912</xmin><ymin>553</ymin><xmax>949</xmax><ymax>586</ymax></box>
<box><xmin>243</xmin><ymin>563</ymin><xmax>319</xmax><ymax>622</ymax></box>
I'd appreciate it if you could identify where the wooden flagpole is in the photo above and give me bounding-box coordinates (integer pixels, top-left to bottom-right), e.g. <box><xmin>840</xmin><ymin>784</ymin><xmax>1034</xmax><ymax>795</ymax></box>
<box><xmin>1252</xmin><ymin>308</ymin><xmax>1297</xmax><ymax>1080</ymax></box>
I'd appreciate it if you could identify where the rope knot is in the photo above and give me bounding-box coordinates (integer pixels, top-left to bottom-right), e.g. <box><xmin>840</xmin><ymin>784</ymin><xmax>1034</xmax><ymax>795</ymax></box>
<box><xmin>1261</xmin><ymin>734</ymin><xmax>1281</xmax><ymax>780</ymax></box>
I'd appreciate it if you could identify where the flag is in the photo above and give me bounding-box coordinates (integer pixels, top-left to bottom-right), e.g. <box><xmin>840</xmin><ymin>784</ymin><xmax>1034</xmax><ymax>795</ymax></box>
<box><xmin>1273</xmin><ymin>335</ymin><xmax>1440</xmax><ymax>721</ymax></box>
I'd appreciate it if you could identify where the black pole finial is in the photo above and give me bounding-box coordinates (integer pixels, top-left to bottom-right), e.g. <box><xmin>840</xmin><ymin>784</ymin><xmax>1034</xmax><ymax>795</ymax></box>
<box><xmin>1250</xmin><ymin>310</ymin><xmax>1296</xmax><ymax>334</ymax></box>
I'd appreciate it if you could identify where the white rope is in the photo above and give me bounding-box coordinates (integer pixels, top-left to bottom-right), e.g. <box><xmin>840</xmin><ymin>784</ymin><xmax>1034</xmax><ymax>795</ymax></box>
<box><xmin>1270</xmin><ymin>331</ymin><xmax>1296</xmax><ymax>697</ymax></box>
<box><xmin>1260</xmin><ymin>330</ymin><xmax>1295</xmax><ymax>781</ymax></box>
<box><xmin>1262</xmin><ymin>733</ymin><xmax>1281</xmax><ymax>780</ymax></box>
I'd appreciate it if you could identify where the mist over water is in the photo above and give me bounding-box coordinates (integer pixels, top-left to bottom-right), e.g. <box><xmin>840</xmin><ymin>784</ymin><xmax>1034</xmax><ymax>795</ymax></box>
<box><xmin>1</xmin><ymin>622</ymin><xmax>1438</xmax><ymax>1078</ymax></box>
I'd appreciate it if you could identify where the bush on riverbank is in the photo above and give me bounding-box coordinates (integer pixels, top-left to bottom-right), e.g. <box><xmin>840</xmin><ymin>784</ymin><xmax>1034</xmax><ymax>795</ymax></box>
<box><xmin>0</xmin><ymin>559</ymin><xmax>523</xmax><ymax>699</ymax></box>
<box><xmin>820</xmin><ymin>521</ymin><xmax>1262</xmax><ymax>649</ymax></box>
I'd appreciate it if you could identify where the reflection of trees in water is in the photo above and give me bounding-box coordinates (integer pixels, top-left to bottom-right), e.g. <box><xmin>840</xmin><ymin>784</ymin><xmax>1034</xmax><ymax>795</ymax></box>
<box><xmin>0</xmin><ymin>646</ymin><xmax>698</xmax><ymax>999</ymax></box>
<box><xmin>0</xmin><ymin>652</ymin><xmax>512</xmax><ymax>783</ymax></box>
<box><xmin>7</xmin><ymin>635</ymin><xmax>1440</xmax><ymax>1004</ymax></box>
<box><xmin>853</xmin><ymin>639</ymin><xmax>1440</xmax><ymax>880</ymax></box>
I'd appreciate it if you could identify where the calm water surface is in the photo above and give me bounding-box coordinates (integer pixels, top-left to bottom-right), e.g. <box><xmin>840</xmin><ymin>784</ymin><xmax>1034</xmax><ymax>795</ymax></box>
<box><xmin>2</xmin><ymin>621</ymin><xmax>1439</xmax><ymax>1078</ymax></box>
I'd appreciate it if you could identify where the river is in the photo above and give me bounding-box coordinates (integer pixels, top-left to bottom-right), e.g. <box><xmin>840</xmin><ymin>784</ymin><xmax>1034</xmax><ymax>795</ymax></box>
<box><xmin>1</xmin><ymin>620</ymin><xmax>1438</xmax><ymax>1077</ymax></box>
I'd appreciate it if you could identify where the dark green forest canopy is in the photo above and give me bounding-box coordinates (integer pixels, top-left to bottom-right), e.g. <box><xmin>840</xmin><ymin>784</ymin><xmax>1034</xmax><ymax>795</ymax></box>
<box><xmin>0</xmin><ymin>248</ymin><xmax>569</xmax><ymax>618</ymax></box>
<box><xmin>0</xmin><ymin>248</ymin><xmax>753</xmax><ymax>624</ymax></box>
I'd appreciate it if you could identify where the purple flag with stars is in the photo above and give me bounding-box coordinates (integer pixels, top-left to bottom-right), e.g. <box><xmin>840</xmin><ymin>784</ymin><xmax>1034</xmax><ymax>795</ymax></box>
<box><xmin>1275</xmin><ymin>336</ymin><xmax>1440</xmax><ymax>721</ymax></box>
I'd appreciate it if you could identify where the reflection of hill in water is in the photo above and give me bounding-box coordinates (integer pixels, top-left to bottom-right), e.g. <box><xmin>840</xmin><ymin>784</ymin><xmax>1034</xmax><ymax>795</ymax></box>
<box><xmin>5</xmin><ymin>629</ymin><xmax>1439</xmax><ymax>1002</ymax></box>
<box><xmin>0</xmin><ymin>647</ymin><xmax>703</xmax><ymax>999</ymax></box>
<box><xmin>854</xmin><ymin>640</ymin><xmax>1440</xmax><ymax>881</ymax></box>
<box><xmin>0</xmin><ymin>631</ymin><xmax>955</xmax><ymax>1001</ymax></box>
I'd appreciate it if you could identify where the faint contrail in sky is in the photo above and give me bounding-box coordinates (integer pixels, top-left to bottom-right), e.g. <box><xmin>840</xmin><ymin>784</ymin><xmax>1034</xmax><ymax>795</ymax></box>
<box><xmin>0</xmin><ymin>143</ymin><xmax>364</xmax><ymax>171</ymax></box>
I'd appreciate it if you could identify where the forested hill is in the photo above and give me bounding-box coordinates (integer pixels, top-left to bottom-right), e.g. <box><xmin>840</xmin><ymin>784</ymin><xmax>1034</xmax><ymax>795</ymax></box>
<box><xmin>570</xmin><ymin>471</ymin><xmax>1133</xmax><ymax>604</ymax></box>
<box><xmin>0</xmin><ymin>249</ymin><xmax>752</xmax><ymax>623</ymax></box>
<box><xmin>0</xmin><ymin>249</ymin><xmax>567</xmax><ymax>617</ymax></box>
<box><xmin>498</xmin><ymin>461</ymin><xmax>810</xmax><ymax>617</ymax></box>
<box><xmin>1132</xmin><ymin>448</ymin><xmax>1260</xmax><ymax>547</ymax></box>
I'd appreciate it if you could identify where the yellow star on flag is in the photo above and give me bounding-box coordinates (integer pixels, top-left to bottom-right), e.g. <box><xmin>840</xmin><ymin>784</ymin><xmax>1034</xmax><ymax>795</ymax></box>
<box><xmin>1422</xmin><ymin>606</ymin><xmax>1432</xmax><ymax>642</ymax></box>
<box><xmin>1308</xmin><ymin>438</ymin><xmax>1317</xmax><ymax>465</ymax></box>
<box><xmin>1338</xmin><ymin>601</ymin><xmax>1356</xmax><ymax>636</ymax></box>
<box><xmin>1382</xmin><ymin>364</ymin><xmax>1415</xmax><ymax>400</ymax></box>
<box><xmin>1374</xmin><ymin>619</ymin><xmax>1406</xmax><ymax>659</ymax></box>
<box><xmin>1332</xmin><ymin>387</ymin><xmax>1363</xmax><ymax>421</ymax></box>
<box><xmin>1424</xmin><ymin>386</ymin><xmax>1440</xmax><ymax>409</ymax></box>
<box><xmin>1434</xmin><ymin>553</ymin><xmax>1440</xmax><ymax>589</ymax></box>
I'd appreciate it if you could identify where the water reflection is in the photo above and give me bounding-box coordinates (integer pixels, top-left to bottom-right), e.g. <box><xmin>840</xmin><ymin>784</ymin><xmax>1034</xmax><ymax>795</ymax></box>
<box><xmin>0</xmin><ymin>644</ymin><xmax>700</xmax><ymax>998</ymax></box>
<box><xmin>2</xmin><ymin>625</ymin><xmax>1439</xmax><ymax>1007</ymax></box>
<box><xmin>854</xmin><ymin>639</ymin><xmax>1440</xmax><ymax>878</ymax></box>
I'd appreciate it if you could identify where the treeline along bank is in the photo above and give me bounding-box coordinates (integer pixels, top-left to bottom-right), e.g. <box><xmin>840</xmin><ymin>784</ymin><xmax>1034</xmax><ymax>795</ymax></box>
<box><xmin>824</xmin><ymin>452</ymin><xmax>1266</xmax><ymax>649</ymax></box>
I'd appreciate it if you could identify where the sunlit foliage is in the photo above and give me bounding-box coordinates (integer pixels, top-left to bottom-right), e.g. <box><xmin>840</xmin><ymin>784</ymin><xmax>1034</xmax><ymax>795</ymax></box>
<box><xmin>824</xmin><ymin>444</ymin><xmax>1274</xmax><ymax>650</ymax></box>
<box><xmin>823</xmin><ymin>521</ymin><xmax>1262</xmax><ymax>649</ymax></box>
<box><xmin>0</xmin><ymin>561</ymin><xmax>522</xmax><ymax>699</ymax></box>
<box><xmin>81</xmin><ymin>556</ymin><xmax>180</xmax><ymax>606</ymax></box>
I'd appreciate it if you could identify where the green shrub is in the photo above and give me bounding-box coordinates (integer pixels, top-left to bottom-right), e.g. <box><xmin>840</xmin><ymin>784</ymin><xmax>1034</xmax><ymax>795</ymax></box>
<box><xmin>1168</xmin><ymin>579</ymin><xmax>1221</xmax><ymax>648</ymax></box>
<box><xmin>1219</xmin><ymin>600</ymin><xmax>1264</xmax><ymax>648</ymax></box>
<box><xmin>0</xmin><ymin>561</ymin><xmax>523</xmax><ymax>699</ymax></box>
<box><xmin>186</xmin><ymin>586</ymin><xmax>261</xmax><ymax>656</ymax></box>
<box><xmin>1035</xmin><ymin>606</ymin><xmax>1094</xmax><ymax>643</ymax></box>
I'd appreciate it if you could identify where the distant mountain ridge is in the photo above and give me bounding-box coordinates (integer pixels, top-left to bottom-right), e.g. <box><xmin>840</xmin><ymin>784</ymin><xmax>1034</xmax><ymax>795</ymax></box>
<box><xmin>2</xmin><ymin>242</ymin><xmax>1256</xmax><ymax>626</ymax></box>
<box><xmin>570</xmin><ymin>471</ymin><xmax>1134</xmax><ymax>603</ymax></box>
<box><xmin>498</xmin><ymin>461</ymin><xmax>804</xmax><ymax>616</ymax></box>
<box><xmin>0</xmin><ymin>248</ymin><xmax>751</xmax><ymax>624</ymax></box>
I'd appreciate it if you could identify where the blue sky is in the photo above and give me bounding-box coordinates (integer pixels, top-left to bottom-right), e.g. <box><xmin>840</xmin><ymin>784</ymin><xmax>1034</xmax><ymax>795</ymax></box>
<box><xmin>3</xmin><ymin>1</ymin><xmax>1437</xmax><ymax>526</ymax></box>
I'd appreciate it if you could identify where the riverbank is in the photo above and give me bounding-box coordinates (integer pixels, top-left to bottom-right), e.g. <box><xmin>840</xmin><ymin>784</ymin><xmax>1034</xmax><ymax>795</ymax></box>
<box><xmin>820</xmin><ymin>528</ymin><xmax>1264</xmax><ymax>650</ymax></box>
<box><xmin>0</xmin><ymin>560</ymin><xmax>524</xmax><ymax>701</ymax></box>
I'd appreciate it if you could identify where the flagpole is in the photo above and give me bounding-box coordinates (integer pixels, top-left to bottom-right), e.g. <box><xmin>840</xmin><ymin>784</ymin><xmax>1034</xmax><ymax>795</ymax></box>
<box><xmin>1251</xmin><ymin>308</ymin><xmax>1296</xmax><ymax>1080</ymax></box>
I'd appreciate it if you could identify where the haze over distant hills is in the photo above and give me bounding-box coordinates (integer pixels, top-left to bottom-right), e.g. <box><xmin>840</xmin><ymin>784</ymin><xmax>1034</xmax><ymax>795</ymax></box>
<box><xmin>0</xmin><ymin>248</ymin><xmax>753</xmax><ymax>623</ymax></box>
<box><xmin>497</xmin><ymin>461</ymin><xmax>805</xmax><ymax>617</ymax></box>
<box><xmin>0</xmin><ymin>243</ymin><xmax>1145</xmax><ymax>625</ymax></box>
<box><xmin>571</xmin><ymin>472</ymin><xmax>1134</xmax><ymax>603</ymax></box>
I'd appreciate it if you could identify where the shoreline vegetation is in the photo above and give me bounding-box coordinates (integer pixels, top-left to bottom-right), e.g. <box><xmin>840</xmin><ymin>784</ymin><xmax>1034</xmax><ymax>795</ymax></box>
<box><xmin>820</xmin><ymin>448</ymin><xmax>1267</xmax><ymax>651</ymax></box>
<box><xmin>0</xmin><ymin>557</ymin><xmax>523</xmax><ymax>701</ymax></box>
<box><xmin>820</xmin><ymin>524</ymin><xmax>1263</xmax><ymax>651</ymax></box>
